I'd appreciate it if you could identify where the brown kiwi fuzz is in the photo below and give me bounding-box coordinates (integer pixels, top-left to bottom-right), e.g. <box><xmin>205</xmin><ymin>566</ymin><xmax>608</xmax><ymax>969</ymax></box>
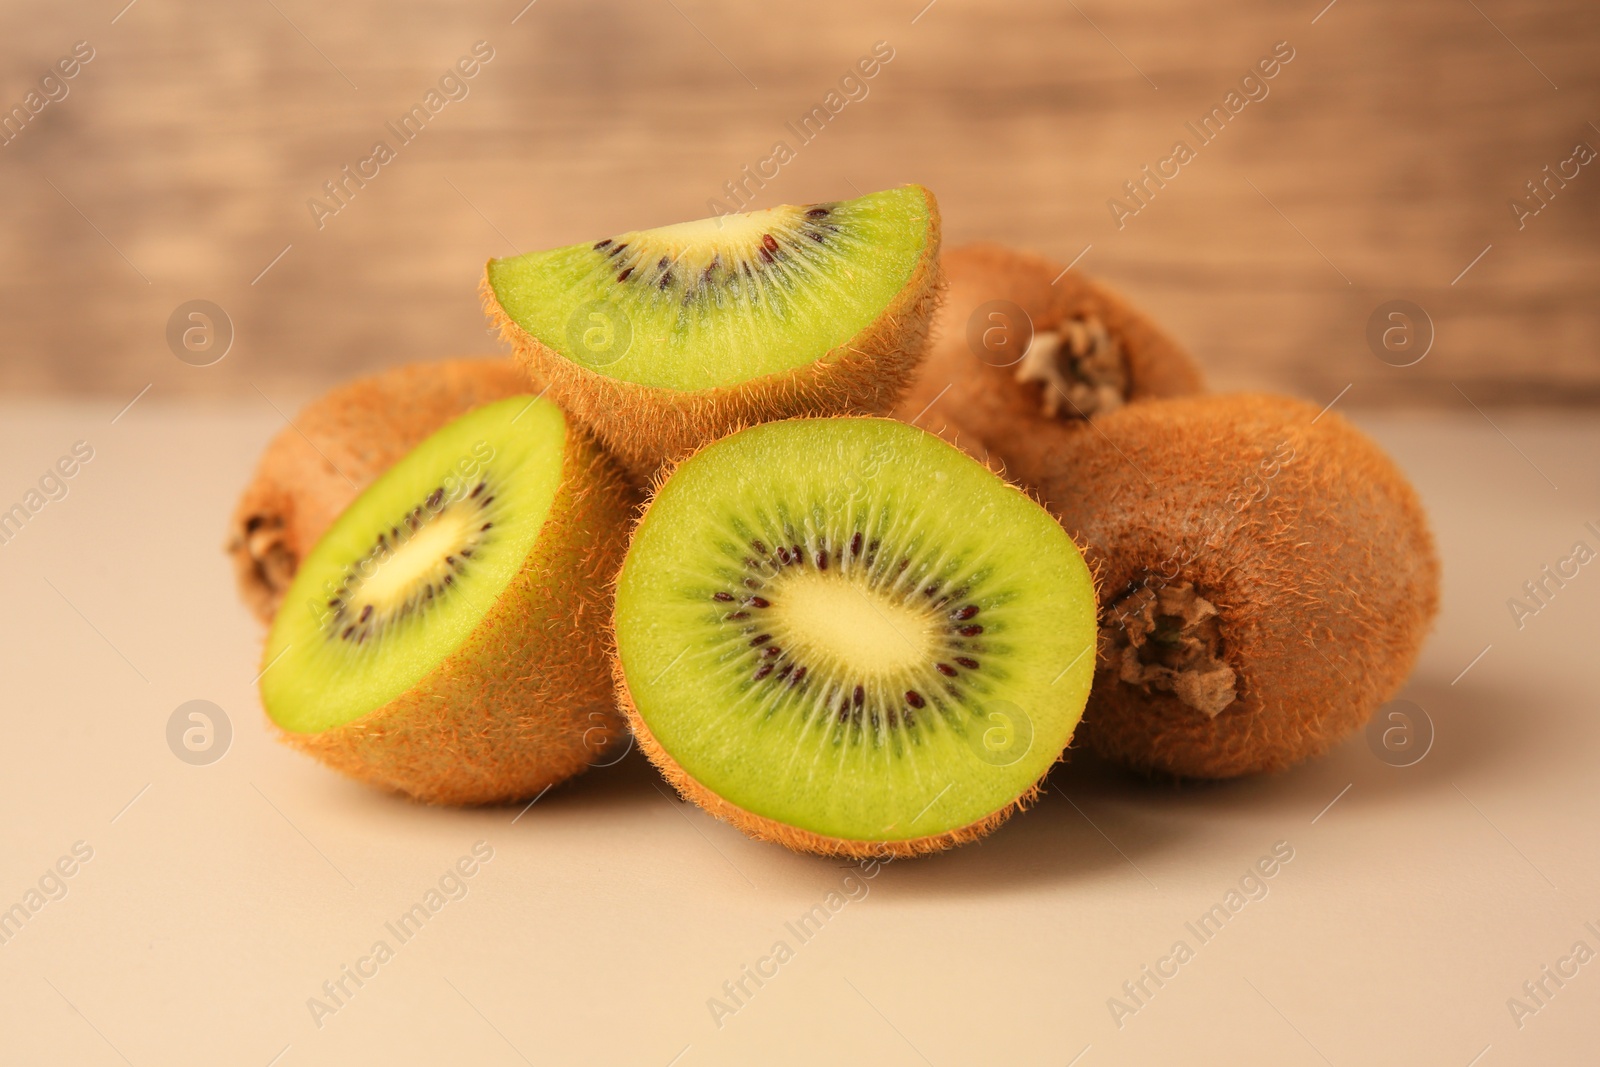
<box><xmin>1036</xmin><ymin>394</ymin><xmax>1439</xmax><ymax>778</ymax></box>
<box><xmin>893</xmin><ymin>242</ymin><xmax>1203</xmax><ymax>463</ymax></box>
<box><xmin>227</xmin><ymin>358</ymin><xmax>532</xmax><ymax>622</ymax></box>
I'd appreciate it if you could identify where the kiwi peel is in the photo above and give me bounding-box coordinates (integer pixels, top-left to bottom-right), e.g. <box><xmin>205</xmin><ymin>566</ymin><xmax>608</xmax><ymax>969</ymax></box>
<box><xmin>482</xmin><ymin>185</ymin><xmax>944</xmax><ymax>477</ymax></box>
<box><xmin>260</xmin><ymin>395</ymin><xmax>632</xmax><ymax>805</ymax></box>
<box><xmin>893</xmin><ymin>242</ymin><xmax>1202</xmax><ymax>457</ymax></box>
<box><xmin>228</xmin><ymin>357</ymin><xmax>532</xmax><ymax>622</ymax></box>
<box><xmin>611</xmin><ymin>416</ymin><xmax>1098</xmax><ymax>856</ymax></box>
<box><xmin>1034</xmin><ymin>394</ymin><xmax>1439</xmax><ymax>779</ymax></box>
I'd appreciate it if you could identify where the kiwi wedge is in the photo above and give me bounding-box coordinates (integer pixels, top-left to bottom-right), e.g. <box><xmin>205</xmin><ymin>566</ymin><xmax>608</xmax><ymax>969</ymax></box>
<box><xmin>228</xmin><ymin>357</ymin><xmax>531</xmax><ymax>622</ymax></box>
<box><xmin>893</xmin><ymin>242</ymin><xmax>1202</xmax><ymax>456</ymax></box>
<box><xmin>260</xmin><ymin>395</ymin><xmax>631</xmax><ymax>805</ymax></box>
<box><xmin>482</xmin><ymin>185</ymin><xmax>943</xmax><ymax>476</ymax></box>
<box><xmin>613</xmin><ymin>417</ymin><xmax>1098</xmax><ymax>857</ymax></box>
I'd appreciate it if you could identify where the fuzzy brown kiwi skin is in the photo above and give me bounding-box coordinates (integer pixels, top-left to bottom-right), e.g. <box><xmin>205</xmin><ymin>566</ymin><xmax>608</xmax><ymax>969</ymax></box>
<box><xmin>606</xmin><ymin>421</ymin><xmax>1058</xmax><ymax>858</ymax></box>
<box><xmin>273</xmin><ymin>415</ymin><xmax>633</xmax><ymax>806</ymax></box>
<box><xmin>228</xmin><ymin>358</ymin><xmax>534</xmax><ymax>623</ymax></box>
<box><xmin>481</xmin><ymin>187</ymin><xmax>944</xmax><ymax>479</ymax></box>
<box><xmin>894</xmin><ymin>242</ymin><xmax>1203</xmax><ymax>465</ymax></box>
<box><xmin>1035</xmin><ymin>393</ymin><xmax>1440</xmax><ymax>779</ymax></box>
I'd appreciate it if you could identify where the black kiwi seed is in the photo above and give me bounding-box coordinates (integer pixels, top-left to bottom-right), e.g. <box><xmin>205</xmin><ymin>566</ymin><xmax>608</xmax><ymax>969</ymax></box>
<box><xmin>905</xmin><ymin>691</ymin><xmax>926</xmax><ymax>709</ymax></box>
<box><xmin>594</xmin><ymin>239</ymin><xmax>612</xmax><ymax>250</ymax></box>
<box><xmin>617</xmin><ymin>267</ymin><xmax>634</xmax><ymax>282</ymax></box>
<box><xmin>713</xmin><ymin>591</ymin><xmax>734</xmax><ymax>602</ymax></box>
<box><xmin>850</xmin><ymin>532</ymin><xmax>863</xmax><ymax>556</ymax></box>
<box><xmin>427</xmin><ymin>488</ymin><xmax>444</xmax><ymax>509</ymax></box>
<box><xmin>953</xmin><ymin>604</ymin><xmax>979</xmax><ymax>620</ymax></box>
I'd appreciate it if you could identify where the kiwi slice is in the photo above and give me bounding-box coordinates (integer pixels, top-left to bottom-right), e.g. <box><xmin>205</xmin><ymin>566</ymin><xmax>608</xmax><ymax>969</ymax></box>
<box><xmin>482</xmin><ymin>185</ymin><xmax>942</xmax><ymax>476</ymax></box>
<box><xmin>892</xmin><ymin>242</ymin><xmax>1203</xmax><ymax>458</ymax></box>
<box><xmin>613</xmin><ymin>417</ymin><xmax>1098</xmax><ymax>857</ymax></box>
<box><xmin>228</xmin><ymin>357</ymin><xmax>532</xmax><ymax>622</ymax></box>
<box><xmin>260</xmin><ymin>395</ymin><xmax>632</xmax><ymax>805</ymax></box>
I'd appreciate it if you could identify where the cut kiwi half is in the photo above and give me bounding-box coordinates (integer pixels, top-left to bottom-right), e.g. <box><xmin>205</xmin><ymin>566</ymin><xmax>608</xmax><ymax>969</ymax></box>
<box><xmin>260</xmin><ymin>394</ymin><xmax>632</xmax><ymax>805</ymax></box>
<box><xmin>482</xmin><ymin>185</ymin><xmax>943</xmax><ymax>476</ymax></box>
<box><xmin>228</xmin><ymin>357</ymin><xmax>532</xmax><ymax>623</ymax></box>
<box><xmin>613</xmin><ymin>417</ymin><xmax>1098</xmax><ymax>857</ymax></box>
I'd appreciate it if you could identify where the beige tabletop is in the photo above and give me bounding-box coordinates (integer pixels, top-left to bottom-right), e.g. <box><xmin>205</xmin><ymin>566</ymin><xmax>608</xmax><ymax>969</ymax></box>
<box><xmin>0</xmin><ymin>400</ymin><xmax>1594</xmax><ymax>1066</ymax></box>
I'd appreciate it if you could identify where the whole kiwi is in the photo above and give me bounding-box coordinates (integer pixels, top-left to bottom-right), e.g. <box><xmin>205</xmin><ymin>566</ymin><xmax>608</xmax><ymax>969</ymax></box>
<box><xmin>1033</xmin><ymin>393</ymin><xmax>1440</xmax><ymax>778</ymax></box>
<box><xmin>227</xmin><ymin>358</ymin><xmax>531</xmax><ymax>622</ymax></box>
<box><xmin>892</xmin><ymin>242</ymin><xmax>1204</xmax><ymax>457</ymax></box>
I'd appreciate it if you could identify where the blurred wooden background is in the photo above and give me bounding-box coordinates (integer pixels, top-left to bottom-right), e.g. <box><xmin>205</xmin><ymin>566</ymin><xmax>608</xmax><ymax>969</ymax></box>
<box><xmin>1</xmin><ymin>0</ymin><xmax>1596</xmax><ymax>408</ymax></box>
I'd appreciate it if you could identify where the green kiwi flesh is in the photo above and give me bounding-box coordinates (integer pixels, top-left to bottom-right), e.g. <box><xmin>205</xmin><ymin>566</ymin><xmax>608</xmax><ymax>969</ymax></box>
<box><xmin>263</xmin><ymin>397</ymin><xmax>568</xmax><ymax>732</ymax></box>
<box><xmin>484</xmin><ymin>186</ymin><xmax>935</xmax><ymax>391</ymax></box>
<box><xmin>613</xmin><ymin>417</ymin><xmax>1098</xmax><ymax>855</ymax></box>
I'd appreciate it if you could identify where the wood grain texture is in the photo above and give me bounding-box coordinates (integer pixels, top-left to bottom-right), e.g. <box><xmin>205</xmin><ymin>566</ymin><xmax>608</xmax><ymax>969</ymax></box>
<box><xmin>0</xmin><ymin>0</ymin><xmax>1595</xmax><ymax>409</ymax></box>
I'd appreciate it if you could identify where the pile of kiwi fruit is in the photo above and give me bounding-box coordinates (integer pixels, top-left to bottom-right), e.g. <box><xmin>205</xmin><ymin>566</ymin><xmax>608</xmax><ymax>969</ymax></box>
<box><xmin>231</xmin><ymin>184</ymin><xmax>1438</xmax><ymax>857</ymax></box>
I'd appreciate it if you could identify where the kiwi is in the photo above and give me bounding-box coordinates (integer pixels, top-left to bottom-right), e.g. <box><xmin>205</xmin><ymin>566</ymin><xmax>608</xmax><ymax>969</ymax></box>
<box><xmin>1029</xmin><ymin>394</ymin><xmax>1439</xmax><ymax>778</ymax></box>
<box><xmin>612</xmin><ymin>416</ymin><xmax>1098</xmax><ymax>856</ymax></box>
<box><xmin>893</xmin><ymin>242</ymin><xmax>1203</xmax><ymax>460</ymax></box>
<box><xmin>228</xmin><ymin>358</ymin><xmax>532</xmax><ymax>622</ymax></box>
<box><xmin>482</xmin><ymin>185</ymin><xmax>943</xmax><ymax>476</ymax></box>
<box><xmin>259</xmin><ymin>394</ymin><xmax>631</xmax><ymax>805</ymax></box>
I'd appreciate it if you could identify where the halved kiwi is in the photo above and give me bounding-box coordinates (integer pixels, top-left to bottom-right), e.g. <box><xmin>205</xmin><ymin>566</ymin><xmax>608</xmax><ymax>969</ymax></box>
<box><xmin>482</xmin><ymin>185</ymin><xmax>943</xmax><ymax>476</ymax></box>
<box><xmin>260</xmin><ymin>395</ymin><xmax>631</xmax><ymax>805</ymax></box>
<box><xmin>612</xmin><ymin>417</ymin><xmax>1098</xmax><ymax>857</ymax></box>
<box><xmin>1040</xmin><ymin>394</ymin><xmax>1440</xmax><ymax>778</ymax></box>
<box><xmin>893</xmin><ymin>242</ymin><xmax>1203</xmax><ymax>462</ymax></box>
<box><xmin>228</xmin><ymin>357</ymin><xmax>532</xmax><ymax>622</ymax></box>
